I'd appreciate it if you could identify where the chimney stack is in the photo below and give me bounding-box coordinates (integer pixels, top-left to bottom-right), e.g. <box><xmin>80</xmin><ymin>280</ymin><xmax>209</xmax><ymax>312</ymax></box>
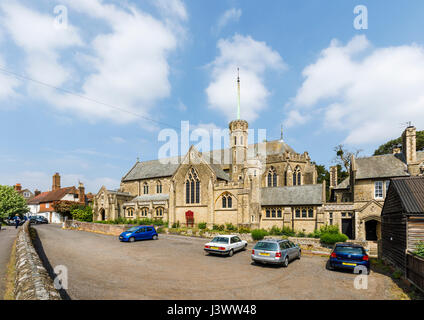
<box><xmin>14</xmin><ymin>183</ymin><xmax>22</xmax><ymax>191</ymax></box>
<box><xmin>52</xmin><ymin>173</ymin><xmax>61</xmax><ymax>191</ymax></box>
<box><xmin>329</xmin><ymin>166</ymin><xmax>338</xmax><ymax>189</ymax></box>
<box><xmin>78</xmin><ymin>182</ymin><xmax>85</xmax><ymax>204</ymax></box>
<box><xmin>402</xmin><ymin>125</ymin><xmax>417</xmax><ymax>164</ymax></box>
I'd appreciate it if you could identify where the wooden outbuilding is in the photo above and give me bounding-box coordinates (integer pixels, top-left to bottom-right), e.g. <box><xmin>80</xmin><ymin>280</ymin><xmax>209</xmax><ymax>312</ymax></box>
<box><xmin>381</xmin><ymin>176</ymin><xmax>424</xmax><ymax>291</ymax></box>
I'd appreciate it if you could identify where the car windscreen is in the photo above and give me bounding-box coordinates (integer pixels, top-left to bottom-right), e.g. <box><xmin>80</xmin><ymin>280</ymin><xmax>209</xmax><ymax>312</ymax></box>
<box><xmin>126</xmin><ymin>227</ymin><xmax>139</xmax><ymax>232</ymax></box>
<box><xmin>254</xmin><ymin>242</ymin><xmax>278</xmax><ymax>251</ymax></box>
<box><xmin>335</xmin><ymin>246</ymin><xmax>364</xmax><ymax>255</ymax></box>
<box><xmin>211</xmin><ymin>237</ymin><xmax>229</xmax><ymax>244</ymax></box>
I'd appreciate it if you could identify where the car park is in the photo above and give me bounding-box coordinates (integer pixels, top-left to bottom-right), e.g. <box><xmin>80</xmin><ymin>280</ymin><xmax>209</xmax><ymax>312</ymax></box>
<box><xmin>251</xmin><ymin>239</ymin><xmax>301</xmax><ymax>267</ymax></box>
<box><xmin>119</xmin><ymin>225</ymin><xmax>159</xmax><ymax>242</ymax></box>
<box><xmin>327</xmin><ymin>243</ymin><xmax>370</xmax><ymax>274</ymax></box>
<box><xmin>204</xmin><ymin>235</ymin><xmax>247</xmax><ymax>257</ymax></box>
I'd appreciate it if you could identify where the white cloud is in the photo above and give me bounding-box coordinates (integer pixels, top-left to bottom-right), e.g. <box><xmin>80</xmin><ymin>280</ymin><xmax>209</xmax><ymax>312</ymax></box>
<box><xmin>0</xmin><ymin>0</ymin><xmax>186</xmax><ymax>125</ymax></box>
<box><xmin>0</xmin><ymin>54</ymin><xmax>20</xmax><ymax>100</ymax></box>
<box><xmin>214</xmin><ymin>8</ymin><xmax>242</xmax><ymax>34</ymax></box>
<box><xmin>287</xmin><ymin>35</ymin><xmax>424</xmax><ymax>145</ymax></box>
<box><xmin>206</xmin><ymin>34</ymin><xmax>286</xmax><ymax>121</ymax></box>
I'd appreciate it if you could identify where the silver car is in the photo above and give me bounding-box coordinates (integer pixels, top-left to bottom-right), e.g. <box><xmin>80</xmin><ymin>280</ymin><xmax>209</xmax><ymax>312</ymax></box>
<box><xmin>251</xmin><ymin>239</ymin><xmax>301</xmax><ymax>267</ymax></box>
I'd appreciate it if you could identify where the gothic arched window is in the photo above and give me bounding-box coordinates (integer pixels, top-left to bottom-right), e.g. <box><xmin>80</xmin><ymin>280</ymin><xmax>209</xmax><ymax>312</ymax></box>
<box><xmin>222</xmin><ymin>196</ymin><xmax>227</xmax><ymax>208</ymax></box>
<box><xmin>155</xmin><ymin>207</ymin><xmax>164</xmax><ymax>217</ymax></box>
<box><xmin>221</xmin><ymin>193</ymin><xmax>233</xmax><ymax>209</ymax></box>
<box><xmin>156</xmin><ymin>181</ymin><xmax>162</xmax><ymax>194</ymax></box>
<box><xmin>140</xmin><ymin>207</ymin><xmax>149</xmax><ymax>217</ymax></box>
<box><xmin>293</xmin><ymin>167</ymin><xmax>302</xmax><ymax>186</ymax></box>
<box><xmin>186</xmin><ymin>168</ymin><xmax>200</xmax><ymax>204</ymax></box>
<box><xmin>267</xmin><ymin>167</ymin><xmax>277</xmax><ymax>187</ymax></box>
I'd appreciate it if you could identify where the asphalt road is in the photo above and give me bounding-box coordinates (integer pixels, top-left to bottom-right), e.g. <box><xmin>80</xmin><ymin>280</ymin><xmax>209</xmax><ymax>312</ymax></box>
<box><xmin>34</xmin><ymin>224</ymin><xmax>395</xmax><ymax>300</ymax></box>
<box><xmin>0</xmin><ymin>226</ymin><xmax>18</xmax><ymax>299</ymax></box>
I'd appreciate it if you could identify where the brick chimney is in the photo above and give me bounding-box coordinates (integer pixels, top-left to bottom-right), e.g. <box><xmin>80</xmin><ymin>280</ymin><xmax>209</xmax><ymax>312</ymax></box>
<box><xmin>78</xmin><ymin>182</ymin><xmax>85</xmax><ymax>204</ymax></box>
<box><xmin>52</xmin><ymin>173</ymin><xmax>61</xmax><ymax>191</ymax></box>
<box><xmin>329</xmin><ymin>166</ymin><xmax>338</xmax><ymax>189</ymax></box>
<box><xmin>402</xmin><ymin>126</ymin><xmax>417</xmax><ymax>164</ymax></box>
<box><xmin>14</xmin><ymin>183</ymin><xmax>22</xmax><ymax>191</ymax></box>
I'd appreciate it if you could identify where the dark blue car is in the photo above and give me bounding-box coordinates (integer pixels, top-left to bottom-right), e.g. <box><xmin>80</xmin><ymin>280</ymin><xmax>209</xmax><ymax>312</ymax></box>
<box><xmin>119</xmin><ymin>225</ymin><xmax>158</xmax><ymax>242</ymax></box>
<box><xmin>328</xmin><ymin>243</ymin><xmax>370</xmax><ymax>274</ymax></box>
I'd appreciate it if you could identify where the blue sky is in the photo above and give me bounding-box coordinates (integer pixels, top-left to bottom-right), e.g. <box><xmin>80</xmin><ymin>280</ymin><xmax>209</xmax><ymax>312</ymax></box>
<box><xmin>1</xmin><ymin>0</ymin><xmax>424</xmax><ymax>193</ymax></box>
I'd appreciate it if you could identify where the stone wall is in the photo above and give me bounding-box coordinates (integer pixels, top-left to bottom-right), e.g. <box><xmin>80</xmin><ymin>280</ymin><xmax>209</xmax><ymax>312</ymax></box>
<box><xmin>14</xmin><ymin>221</ymin><xmax>61</xmax><ymax>300</ymax></box>
<box><xmin>63</xmin><ymin>220</ymin><xmax>130</xmax><ymax>236</ymax></box>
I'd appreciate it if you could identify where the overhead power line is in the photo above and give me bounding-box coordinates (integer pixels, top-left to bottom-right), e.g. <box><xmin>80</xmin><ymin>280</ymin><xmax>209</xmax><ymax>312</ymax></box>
<box><xmin>0</xmin><ymin>65</ymin><xmax>179</xmax><ymax>130</ymax></box>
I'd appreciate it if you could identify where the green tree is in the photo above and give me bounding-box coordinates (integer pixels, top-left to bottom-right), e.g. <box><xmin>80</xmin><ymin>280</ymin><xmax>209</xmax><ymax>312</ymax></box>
<box><xmin>334</xmin><ymin>144</ymin><xmax>362</xmax><ymax>171</ymax></box>
<box><xmin>374</xmin><ymin>130</ymin><xmax>424</xmax><ymax>155</ymax></box>
<box><xmin>71</xmin><ymin>206</ymin><xmax>93</xmax><ymax>222</ymax></box>
<box><xmin>0</xmin><ymin>185</ymin><xmax>29</xmax><ymax>219</ymax></box>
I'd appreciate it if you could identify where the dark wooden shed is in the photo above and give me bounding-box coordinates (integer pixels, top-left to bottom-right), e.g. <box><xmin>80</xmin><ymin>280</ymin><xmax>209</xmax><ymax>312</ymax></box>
<box><xmin>381</xmin><ymin>176</ymin><xmax>424</xmax><ymax>273</ymax></box>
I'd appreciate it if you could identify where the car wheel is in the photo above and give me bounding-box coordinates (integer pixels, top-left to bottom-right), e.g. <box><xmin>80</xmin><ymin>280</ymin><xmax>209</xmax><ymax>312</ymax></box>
<box><xmin>243</xmin><ymin>244</ymin><xmax>247</xmax><ymax>251</ymax></box>
<box><xmin>129</xmin><ymin>237</ymin><xmax>135</xmax><ymax>243</ymax></box>
<box><xmin>152</xmin><ymin>235</ymin><xmax>158</xmax><ymax>240</ymax></box>
<box><xmin>326</xmin><ymin>260</ymin><xmax>334</xmax><ymax>271</ymax></box>
<box><xmin>283</xmin><ymin>256</ymin><xmax>289</xmax><ymax>268</ymax></box>
<box><xmin>228</xmin><ymin>249</ymin><xmax>234</xmax><ymax>257</ymax></box>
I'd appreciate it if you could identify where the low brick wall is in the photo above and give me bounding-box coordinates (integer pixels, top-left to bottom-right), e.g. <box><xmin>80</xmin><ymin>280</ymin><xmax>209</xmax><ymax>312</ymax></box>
<box><xmin>166</xmin><ymin>228</ymin><xmax>253</xmax><ymax>242</ymax></box>
<box><xmin>63</xmin><ymin>220</ymin><xmax>129</xmax><ymax>236</ymax></box>
<box><xmin>14</xmin><ymin>221</ymin><xmax>61</xmax><ymax>300</ymax></box>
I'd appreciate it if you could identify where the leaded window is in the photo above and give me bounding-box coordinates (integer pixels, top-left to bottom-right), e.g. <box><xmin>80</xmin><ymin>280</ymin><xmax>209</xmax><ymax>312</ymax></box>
<box><xmin>267</xmin><ymin>167</ymin><xmax>277</xmax><ymax>187</ymax></box>
<box><xmin>186</xmin><ymin>168</ymin><xmax>200</xmax><ymax>204</ymax></box>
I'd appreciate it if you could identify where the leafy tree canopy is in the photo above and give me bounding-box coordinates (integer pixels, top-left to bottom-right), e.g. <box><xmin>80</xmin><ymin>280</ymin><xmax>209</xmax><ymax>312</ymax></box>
<box><xmin>0</xmin><ymin>185</ymin><xmax>29</xmax><ymax>219</ymax></box>
<box><xmin>374</xmin><ymin>130</ymin><xmax>424</xmax><ymax>155</ymax></box>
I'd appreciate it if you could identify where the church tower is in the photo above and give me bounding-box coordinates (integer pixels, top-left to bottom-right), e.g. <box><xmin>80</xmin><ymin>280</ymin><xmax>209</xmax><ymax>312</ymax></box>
<box><xmin>229</xmin><ymin>69</ymin><xmax>248</xmax><ymax>182</ymax></box>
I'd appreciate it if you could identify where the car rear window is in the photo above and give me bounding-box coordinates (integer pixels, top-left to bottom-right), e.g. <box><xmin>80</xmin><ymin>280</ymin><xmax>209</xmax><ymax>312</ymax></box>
<box><xmin>335</xmin><ymin>246</ymin><xmax>364</xmax><ymax>255</ymax></box>
<box><xmin>212</xmin><ymin>237</ymin><xmax>229</xmax><ymax>244</ymax></box>
<box><xmin>254</xmin><ymin>242</ymin><xmax>278</xmax><ymax>251</ymax></box>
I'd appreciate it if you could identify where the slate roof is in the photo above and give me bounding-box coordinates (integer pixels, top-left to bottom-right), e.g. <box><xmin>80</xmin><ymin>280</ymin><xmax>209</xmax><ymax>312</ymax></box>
<box><xmin>122</xmin><ymin>157</ymin><xmax>229</xmax><ymax>182</ymax></box>
<box><xmin>355</xmin><ymin>154</ymin><xmax>409</xmax><ymax>180</ymax></box>
<box><xmin>333</xmin><ymin>177</ymin><xmax>350</xmax><ymax>190</ymax></box>
<box><xmin>261</xmin><ymin>184</ymin><xmax>323</xmax><ymax>206</ymax></box>
<box><xmin>389</xmin><ymin>176</ymin><xmax>424</xmax><ymax>214</ymax></box>
<box><xmin>131</xmin><ymin>194</ymin><xmax>170</xmax><ymax>202</ymax></box>
<box><xmin>27</xmin><ymin>187</ymin><xmax>76</xmax><ymax>205</ymax></box>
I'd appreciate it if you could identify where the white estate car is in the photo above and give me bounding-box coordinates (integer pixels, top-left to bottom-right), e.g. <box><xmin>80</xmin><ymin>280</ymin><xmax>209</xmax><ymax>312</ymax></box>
<box><xmin>204</xmin><ymin>235</ymin><xmax>248</xmax><ymax>257</ymax></box>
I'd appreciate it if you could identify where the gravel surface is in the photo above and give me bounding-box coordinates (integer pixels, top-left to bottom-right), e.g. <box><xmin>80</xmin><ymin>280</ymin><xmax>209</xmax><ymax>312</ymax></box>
<box><xmin>0</xmin><ymin>226</ymin><xmax>18</xmax><ymax>299</ymax></box>
<box><xmin>34</xmin><ymin>224</ymin><xmax>396</xmax><ymax>300</ymax></box>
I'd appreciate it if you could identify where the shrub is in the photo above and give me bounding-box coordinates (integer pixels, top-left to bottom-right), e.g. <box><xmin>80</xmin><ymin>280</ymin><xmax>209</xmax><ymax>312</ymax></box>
<box><xmin>319</xmin><ymin>225</ymin><xmax>340</xmax><ymax>234</ymax></box>
<box><xmin>320</xmin><ymin>232</ymin><xmax>348</xmax><ymax>245</ymax></box>
<box><xmin>392</xmin><ymin>269</ymin><xmax>403</xmax><ymax>279</ymax></box>
<box><xmin>296</xmin><ymin>231</ymin><xmax>306</xmax><ymax>238</ymax></box>
<box><xmin>251</xmin><ymin>229</ymin><xmax>268</xmax><ymax>241</ymax></box>
<box><xmin>238</xmin><ymin>226</ymin><xmax>251</xmax><ymax>234</ymax></box>
<box><xmin>269</xmin><ymin>226</ymin><xmax>282</xmax><ymax>236</ymax></box>
<box><xmin>71</xmin><ymin>206</ymin><xmax>93</xmax><ymax>222</ymax></box>
<box><xmin>414</xmin><ymin>242</ymin><xmax>424</xmax><ymax>258</ymax></box>
<box><xmin>172</xmin><ymin>221</ymin><xmax>180</xmax><ymax>228</ymax></box>
<box><xmin>281</xmin><ymin>226</ymin><xmax>295</xmax><ymax>237</ymax></box>
<box><xmin>226</xmin><ymin>223</ymin><xmax>237</xmax><ymax>231</ymax></box>
<box><xmin>212</xmin><ymin>224</ymin><xmax>225</xmax><ymax>231</ymax></box>
<box><xmin>198</xmin><ymin>222</ymin><xmax>207</xmax><ymax>230</ymax></box>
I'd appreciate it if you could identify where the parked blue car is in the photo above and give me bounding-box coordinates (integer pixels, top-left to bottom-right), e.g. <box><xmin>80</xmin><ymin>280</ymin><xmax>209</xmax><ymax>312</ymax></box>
<box><xmin>119</xmin><ymin>225</ymin><xmax>158</xmax><ymax>242</ymax></box>
<box><xmin>328</xmin><ymin>243</ymin><xmax>370</xmax><ymax>274</ymax></box>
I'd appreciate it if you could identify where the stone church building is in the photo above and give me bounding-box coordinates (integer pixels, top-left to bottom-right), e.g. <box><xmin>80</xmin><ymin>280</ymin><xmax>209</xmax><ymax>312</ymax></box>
<box><xmin>93</xmin><ymin>117</ymin><xmax>326</xmax><ymax>234</ymax></box>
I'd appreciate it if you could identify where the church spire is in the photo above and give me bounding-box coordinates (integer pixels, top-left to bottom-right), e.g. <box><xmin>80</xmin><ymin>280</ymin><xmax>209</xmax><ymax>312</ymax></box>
<box><xmin>237</xmin><ymin>68</ymin><xmax>240</xmax><ymax>120</ymax></box>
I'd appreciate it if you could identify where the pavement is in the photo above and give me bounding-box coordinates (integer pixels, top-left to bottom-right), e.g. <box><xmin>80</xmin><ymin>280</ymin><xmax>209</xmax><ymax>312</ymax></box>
<box><xmin>32</xmin><ymin>224</ymin><xmax>398</xmax><ymax>300</ymax></box>
<box><xmin>0</xmin><ymin>225</ymin><xmax>19</xmax><ymax>299</ymax></box>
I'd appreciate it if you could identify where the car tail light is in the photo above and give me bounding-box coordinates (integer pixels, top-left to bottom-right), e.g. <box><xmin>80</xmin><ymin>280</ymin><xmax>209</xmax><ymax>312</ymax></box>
<box><xmin>275</xmin><ymin>252</ymin><xmax>282</xmax><ymax>258</ymax></box>
<box><xmin>219</xmin><ymin>247</ymin><xmax>225</xmax><ymax>250</ymax></box>
<box><xmin>252</xmin><ymin>250</ymin><xmax>255</xmax><ymax>254</ymax></box>
<box><xmin>363</xmin><ymin>255</ymin><xmax>369</xmax><ymax>261</ymax></box>
<box><xmin>205</xmin><ymin>245</ymin><xmax>210</xmax><ymax>249</ymax></box>
<box><xmin>330</xmin><ymin>252</ymin><xmax>337</xmax><ymax>258</ymax></box>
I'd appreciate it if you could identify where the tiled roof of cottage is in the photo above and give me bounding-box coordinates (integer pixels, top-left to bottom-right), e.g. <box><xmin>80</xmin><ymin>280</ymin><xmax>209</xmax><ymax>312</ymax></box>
<box><xmin>355</xmin><ymin>154</ymin><xmax>409</xmax><ymax>180</ymax></box>
<box><xmin>389</xmin><ymin>176</ymin><xmax>424</xmax><ymax>214</ymax></box>
<box><xmin>261</xmin><ymin>184</ymin><xmax>323</xmax><ymax>206</ymax></box>
<box><xmin>27</xmin><ymin>187</ymin><xmax>76</xmax><ymax>205</ymax></box>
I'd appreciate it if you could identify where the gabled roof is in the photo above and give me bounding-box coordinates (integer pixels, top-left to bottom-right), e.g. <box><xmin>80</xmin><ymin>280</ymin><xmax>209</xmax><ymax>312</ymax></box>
<box><xmin>122</xmin><ymin>155</ymin><xmax>229</xmax><ymax>182</ymax></box>
<box><xmin>261</xmin><ymin>184</ymin><xmax>323</xmax><ymax>206</ymax></box>
<box><xmin>334</xmin><ymin>177</ymin><xmax>350</xmax><ymax>190</ymax></box>
<box><xmin>387</xmin><ymin>176</ymin><xmax>424</xmax><ymax>214</ymax></box>
<box><xmin>27</xmin><ymin>187</ymin><xmax>76</xmax><ymax>205</ymax></box>
<box><xmin>355</xmin><ymin>154</ymin><xmax>409</xmax><ymax>180</ymax></box>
